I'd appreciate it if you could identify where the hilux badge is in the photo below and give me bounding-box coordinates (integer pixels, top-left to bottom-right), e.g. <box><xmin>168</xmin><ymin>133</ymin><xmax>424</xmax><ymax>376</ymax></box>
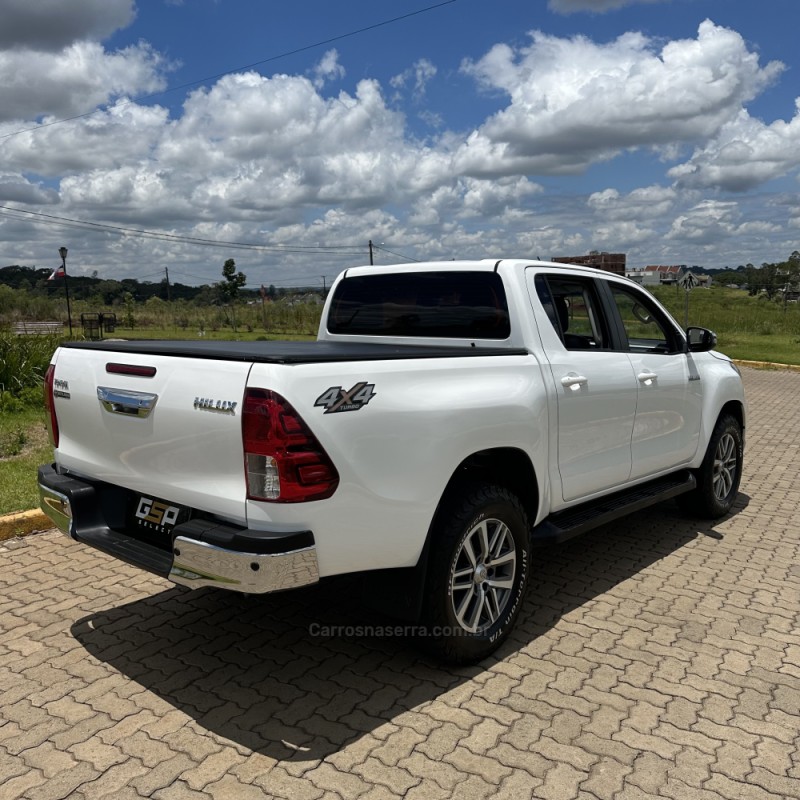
<box><xmin>194</xmin><ymin>397</ymin><xmax>237</xmax><ymax>414</ymax></box>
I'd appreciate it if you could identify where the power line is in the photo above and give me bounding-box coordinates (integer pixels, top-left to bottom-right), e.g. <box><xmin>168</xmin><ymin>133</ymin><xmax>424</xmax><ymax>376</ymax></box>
<box><xmin>0</xmin><ymin>0</ymin><xmax>458</xmax><ymax>142</ymax></box>
<box><xmin>0</xmin><ymin>205</ymin><xmax>365</xmax><ymax>254</ymax></box>
<box><xmin>373</xmin><ymin>244</ymin><xmax>420</xmax><ymax>262</ymax></box>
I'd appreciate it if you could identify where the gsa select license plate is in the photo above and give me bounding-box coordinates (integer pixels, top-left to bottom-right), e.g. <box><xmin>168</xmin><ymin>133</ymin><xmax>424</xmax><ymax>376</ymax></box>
<box><xmin>129</xmin><ymin>494</ymin><xmax>191</xmax><ymax>537</ymax></box>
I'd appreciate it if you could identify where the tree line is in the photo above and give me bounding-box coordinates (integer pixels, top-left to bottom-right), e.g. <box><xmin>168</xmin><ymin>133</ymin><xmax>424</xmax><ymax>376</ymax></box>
<box><xmin>0</xmin><ymin>263</ymin><xmax>289</xmax><ymax>306</ymax></box>
<box><xmin>696</xmin><ymin>251</ymin><xmax>800</xmax><ymax>295</ymax></box>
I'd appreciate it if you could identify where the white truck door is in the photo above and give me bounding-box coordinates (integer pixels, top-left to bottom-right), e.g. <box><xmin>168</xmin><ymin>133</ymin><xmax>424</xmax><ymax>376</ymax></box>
<box><xmin>528</xmin><ymin>272</ymin><xmax>638</xmax><ymax>504</ymax></box>
<box><xmin>605</xmin><ymin>283</ymin><xmax>702</xmax><ymax>478</ymax></box>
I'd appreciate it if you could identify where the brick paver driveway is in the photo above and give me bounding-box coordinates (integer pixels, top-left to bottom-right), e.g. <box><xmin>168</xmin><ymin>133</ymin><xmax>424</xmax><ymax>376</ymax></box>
<box><xmin>2</xmin><ymin>366</ymin><xmax>799</xmax><ymax>800</ymax></box>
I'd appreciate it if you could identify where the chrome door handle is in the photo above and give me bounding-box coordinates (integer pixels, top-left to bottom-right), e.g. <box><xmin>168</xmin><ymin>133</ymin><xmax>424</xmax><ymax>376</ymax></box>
<box><xmin>97</xmin><ymin>386</ymin><xmax>158</xmax><ymax>418</ymax></box>
<box><xmin>637</xmin><ymin>371</ymin><xmax>658</xmax><ymax>385</ymax></box>
<box><xmin>560</xmin><ymin>374</ymin><xmax>588</xmax><ymax>390</ymax></box>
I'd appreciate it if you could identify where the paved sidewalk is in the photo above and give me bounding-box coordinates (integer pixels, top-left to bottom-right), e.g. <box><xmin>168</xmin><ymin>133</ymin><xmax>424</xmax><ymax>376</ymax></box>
<box><xmin>1</xmin><ymin>366</ymin><xmax>799</xmax><ymax>800</ymax></box>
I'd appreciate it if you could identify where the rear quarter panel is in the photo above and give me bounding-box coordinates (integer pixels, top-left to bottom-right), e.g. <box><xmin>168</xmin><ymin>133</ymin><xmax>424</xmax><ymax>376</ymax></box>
<box><xmin>245</xmin><ymin>354</ymin><xmax>548</xmax><ymax>576</ymax></box>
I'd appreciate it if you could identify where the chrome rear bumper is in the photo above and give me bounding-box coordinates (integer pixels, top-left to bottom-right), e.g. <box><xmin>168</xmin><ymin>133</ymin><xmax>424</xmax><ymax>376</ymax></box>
<box><xmin>38</xmin><ymin>464</ymin><xmax>318</xmax><ymax>595</ymax></box>
<box><xmin>169</xmin><ymin>536</ymin><xmax>319</xmax><ymax>593</ymax></box>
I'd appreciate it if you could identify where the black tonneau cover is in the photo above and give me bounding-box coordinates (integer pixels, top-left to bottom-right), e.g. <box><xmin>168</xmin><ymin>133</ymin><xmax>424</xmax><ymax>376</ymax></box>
<box><xmin>63</xmin><ymin>339</ymin><xmax>528</xmax><ymax>364</ymax></box>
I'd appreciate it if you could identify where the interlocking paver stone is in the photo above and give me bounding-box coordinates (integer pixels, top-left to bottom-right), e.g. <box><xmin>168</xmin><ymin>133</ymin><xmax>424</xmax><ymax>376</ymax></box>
<box><xmin>1</xmin><ymin>366</ymin><xmax>799</xmax><ymax>800</ymax></box>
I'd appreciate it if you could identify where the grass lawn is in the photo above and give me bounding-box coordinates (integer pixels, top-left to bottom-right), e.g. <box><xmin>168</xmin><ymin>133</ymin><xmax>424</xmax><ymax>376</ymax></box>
<box><xmin>651</xmin><ymin>286</ymin><xmax>800</xmax><ymax>365</ymax></box>
<box><xmin>714</xmin><ymin>333</ymin><xmax>800</xmax><ymax>365</ymax></box>
<box><xmin>0</xmin><ymin>408</ymin><xmax>52</xmax><ymax>515</ymax></box>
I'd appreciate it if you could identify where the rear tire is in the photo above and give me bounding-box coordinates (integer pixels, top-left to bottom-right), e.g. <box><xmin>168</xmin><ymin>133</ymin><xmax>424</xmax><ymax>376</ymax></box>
<box><xmin>679</xmin><ymin>414</ymin><xmax>743</xmax><ymax>519</ymax></box>
<box><xmin>421</xmin><ymin>485</ymin><xmax>530</xmax><ymax>664</ymax></box>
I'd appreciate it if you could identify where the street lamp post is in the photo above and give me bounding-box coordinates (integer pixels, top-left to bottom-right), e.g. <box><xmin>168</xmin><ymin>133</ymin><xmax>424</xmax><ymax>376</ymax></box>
<box><xmin>59</xmin><ymin>246</ymin><xmax>73</xmax><ymax>338</ymax></box>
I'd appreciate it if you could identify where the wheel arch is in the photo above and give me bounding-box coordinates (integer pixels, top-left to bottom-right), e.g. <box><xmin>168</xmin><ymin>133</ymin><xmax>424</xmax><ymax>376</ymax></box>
<box><xmin>433</xmin><ymin>447</ymin><xmax>541</xmax><ymax>531</ymax></box>
<box><xmin>362</xmin><ymin>447</ymin><xmax>540</xmax><ymax>623</ymax></box>
<box><xmin>718</xmin><ymin>399</ymin><xmax>745</xmax><ymax>432</ymax></box>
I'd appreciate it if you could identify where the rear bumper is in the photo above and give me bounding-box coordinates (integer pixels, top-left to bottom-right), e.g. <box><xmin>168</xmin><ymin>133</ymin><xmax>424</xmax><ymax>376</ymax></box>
<box><xmin>38</xmin><ymin>464</ymin><xmax>319</xmax><ymax>594</ymax></box>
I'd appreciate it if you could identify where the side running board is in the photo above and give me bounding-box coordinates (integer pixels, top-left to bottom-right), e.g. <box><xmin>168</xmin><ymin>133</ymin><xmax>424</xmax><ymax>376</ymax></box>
<box><xmin>531</xmin><ymin>470</ymin><xmax>696</xmax><ymax>546</ymax></box>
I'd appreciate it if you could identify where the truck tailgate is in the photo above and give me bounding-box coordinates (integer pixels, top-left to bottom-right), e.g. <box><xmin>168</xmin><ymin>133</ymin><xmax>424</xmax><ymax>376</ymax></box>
<box><xmin>50</xmin><ymin>346</ymin><xmax>251</xmax><ymax>524</ymax></box>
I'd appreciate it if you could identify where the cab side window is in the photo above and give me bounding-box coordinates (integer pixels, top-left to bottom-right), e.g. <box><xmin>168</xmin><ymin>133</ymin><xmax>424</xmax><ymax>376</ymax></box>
<box><xmin>535</xmin><ymin>275</ymin><xmax>608</xmax><ymax>350</ymax></box>
<box><xmin>609</xmin><ymin>285</ymin><xmax>681</xmax><ymax>354</ymax></box>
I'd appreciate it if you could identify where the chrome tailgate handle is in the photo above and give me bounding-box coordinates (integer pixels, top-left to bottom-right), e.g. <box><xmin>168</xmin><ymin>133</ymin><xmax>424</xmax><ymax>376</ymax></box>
<box><xmin>97</xmin><ymin>386</ymin><xmax>158</xmax><ymax>418</ymax></box>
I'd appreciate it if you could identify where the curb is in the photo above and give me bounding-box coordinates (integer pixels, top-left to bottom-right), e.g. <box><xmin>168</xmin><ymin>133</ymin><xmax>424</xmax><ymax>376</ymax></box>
<box><xmin>733</xmin><ymin>359</ymin><xmax>800</xmax><ymax>373</ymax></box>
<box><xmin>0</xmin><ymin>509</ymin><xmax>53</xmax><ymax>542</ymax></box>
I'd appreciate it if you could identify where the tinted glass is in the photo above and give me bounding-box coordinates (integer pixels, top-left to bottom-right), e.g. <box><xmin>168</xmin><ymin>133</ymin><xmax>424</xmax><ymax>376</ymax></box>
<box><xmin>328</xmin><ymin>272</ymin><xmax>510</xmax><ymax>339</ymax></box>
<box><xmin>535</xmin><ymin>274</ymin><xmax>608</xmax><ymax>350</ymax></box>
<box><xmin>610</xmin><ymin>286</ymin><xmax>677</xmax><ymax>353</ymax></box>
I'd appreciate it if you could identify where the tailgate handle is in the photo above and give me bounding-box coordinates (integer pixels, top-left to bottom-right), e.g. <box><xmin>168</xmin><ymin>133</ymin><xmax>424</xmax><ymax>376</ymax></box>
<box><xmin>97</xmin><ymin>386</ymin><xmax>158</xmax><ymax>418</ymax></box>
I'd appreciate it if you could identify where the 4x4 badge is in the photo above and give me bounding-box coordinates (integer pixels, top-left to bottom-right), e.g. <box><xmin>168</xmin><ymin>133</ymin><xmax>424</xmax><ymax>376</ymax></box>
<box><xmin>315</xmin><ymin>382</ymin><xmax>376</xmax><ymax>414</ymax></box>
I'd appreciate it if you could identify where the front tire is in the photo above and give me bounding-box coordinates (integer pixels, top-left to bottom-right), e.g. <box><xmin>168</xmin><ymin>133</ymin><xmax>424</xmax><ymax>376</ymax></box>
<box><xmin>680</xmin><ymin>413</ymin><xmax>743</xmax><ymax>519</ymax></box>
<box><xmin>421</xmin><ymin>485</ymin><xmax>530</xmax><ymax>664</ymax></box>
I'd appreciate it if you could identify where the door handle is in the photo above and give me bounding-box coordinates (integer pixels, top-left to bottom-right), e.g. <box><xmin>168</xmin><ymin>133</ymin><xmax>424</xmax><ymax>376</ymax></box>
<box><xmin>560</xmin><ymin>374</ymin><xmax>588</xmax><ymax>391</ymax></box>
<box><xmin>637</xmin><ymin>371</ymin><xmax>658</xmax><ymax>385</ymax></box>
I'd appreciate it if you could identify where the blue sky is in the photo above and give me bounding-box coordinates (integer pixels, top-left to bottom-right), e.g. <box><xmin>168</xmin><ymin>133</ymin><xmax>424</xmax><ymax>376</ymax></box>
<box><xmin>1</xmin><ymin>0</ymin><xmax>799</xmax><ymax>287</ymax></box>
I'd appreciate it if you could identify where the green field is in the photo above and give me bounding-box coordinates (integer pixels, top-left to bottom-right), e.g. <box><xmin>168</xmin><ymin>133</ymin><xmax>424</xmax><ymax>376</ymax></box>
<box><xmin>0</xmin><ymin>408</ymin><xmax>51</xmax><ymax>516</ymax></box>
<box><xmin>650</xmin><ymin>285</ymin><xmax>800</xmax><ymax>365</ymax></box>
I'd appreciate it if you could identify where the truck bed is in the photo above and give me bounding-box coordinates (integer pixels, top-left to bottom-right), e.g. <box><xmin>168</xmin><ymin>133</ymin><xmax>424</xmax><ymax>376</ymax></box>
<box><xmin>62</xmin><ymin>339</ymin><xmax>529</xmax><ymax>364</ymax></box>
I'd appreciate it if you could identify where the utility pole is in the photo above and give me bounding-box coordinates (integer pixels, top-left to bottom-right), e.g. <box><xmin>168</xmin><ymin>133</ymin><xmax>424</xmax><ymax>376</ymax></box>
<box><xmin>58</xmin><ymin>247</ymin><xmax>73</xmax><ymax>338</ymax></box>
<box><xmin>260</xmin><ymin>285</ymin><xmax>267</xmax><ymax>329</ymax></box>
<box><xmin>164</xmin><ymin>267</ymin><xmax>172</xmax><ymax>302</ymax></box>
<box><xmin>321</xmin><ymin>276</ymin><xmax>327</xmax><ymax>296</ymax></box>
<box><xmin>369</xmin><ymin>240</ymin><xmax>374</xmax><ymax>266</ymax></box>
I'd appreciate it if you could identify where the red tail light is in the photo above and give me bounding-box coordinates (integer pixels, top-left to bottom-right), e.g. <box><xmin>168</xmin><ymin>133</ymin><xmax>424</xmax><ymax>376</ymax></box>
<box><xmin>44</xmin><ymin>364</ymin><xmax>59</xmax><ymax>448</ymax></box>
<box><xmin>242</xmin><ymin>389</ymin><xmax>339</xmax><ymax>503</ymax></box>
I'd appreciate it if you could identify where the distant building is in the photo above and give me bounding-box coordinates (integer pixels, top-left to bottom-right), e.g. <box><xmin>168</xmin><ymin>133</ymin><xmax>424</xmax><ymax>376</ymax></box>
<box><xmin>551</xmin><ymin>252</ymin><xmax>626</xmax><ymax>276</ymax></box>
<box><xmin>632</xmin><ymin>265</ymin><xmax>686</xmax><ymax>286</ymax></box>
<box><xmin>626</xmin><ymin>268</ymin><xmax>646</xmax><ymax>284</ymax></box>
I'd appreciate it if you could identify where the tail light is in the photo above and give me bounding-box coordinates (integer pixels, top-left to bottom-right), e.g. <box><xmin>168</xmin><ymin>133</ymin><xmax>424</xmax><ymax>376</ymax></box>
<box><xmin>242</xmin><ymin>389</ymin><xmax>339</xmax><ymax>502</ymax></box>
<box><xmin>44</xmin><ymin>364</ymin><xmax>59</xmax><ymax>448</ymax></box>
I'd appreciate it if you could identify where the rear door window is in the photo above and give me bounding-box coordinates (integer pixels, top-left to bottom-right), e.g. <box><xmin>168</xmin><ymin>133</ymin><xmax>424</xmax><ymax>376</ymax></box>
<box><xmin>609</xmin><ymin>285</ymin><xmax>683</xmax><ymax>354</ymax></box>
<box><xmin>534</xmin><ymin>274</ymin><xmax>609</xmax><ymax>350</ymax></box>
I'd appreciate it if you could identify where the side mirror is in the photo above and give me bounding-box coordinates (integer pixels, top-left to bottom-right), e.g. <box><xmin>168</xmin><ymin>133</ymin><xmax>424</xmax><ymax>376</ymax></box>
<box><xmin>686</xmin><ymin>326</ymin><xmax>717</xmax><ymax>352</ymax></box>
<box><xmin>632</xmin><ymin>303</ymin><xmax>653</xmax><ymax>324</ymax></box>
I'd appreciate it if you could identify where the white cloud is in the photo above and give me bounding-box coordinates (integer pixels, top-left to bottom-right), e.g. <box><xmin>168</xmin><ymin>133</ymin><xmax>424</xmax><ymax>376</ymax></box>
<box><xmin>0</xmin><ymin>14</ymin><xmax>796</xmax><ymax>281</ymax></box>
<box><xmin>588</xmin><ymin>185</ymin><xmax>678</xmax><ymax>221</ymax></box>
<box><xmin>669</xmin><ymin>101</ymin><xmax>800</xmax><ymax>191</ymax></box>
<box><xmin>3</xmin><ymin>101</ymin><xmax>169</xmax><ymax>177</ymax></box>
<box><xmin>0</xmin><ymin>0</ymin><xmax>134</xmax><ymax>51</ymax></box>
<box><xmin>459</xmin><ymin>21</ymin><xmax>783</xmax><ymax>176</ymax></box>
<box><xmin>549</xmin><ymin>0</ymin><xmax>667</xmax><ymax>13</ymax></box>
<box><xmin>408</xmin><ymin>176</ymin><xmax>542</xmax><ymax>225</ymax></box>
<box><xmin>0</xmin><ymin>174</ymin><xmax>58</xmax><ymax>205</ymax></box>
<box><xmin>667</xmin><ymin>200</ymin><xmax>739</xmax><ymax>244</ymax></box>
<box><xmin>390</xmin><ymin>59</ymin><xmax>437</xmax><ymax>101</ymax></box>
<box><xmin>595</xmin><ymin>221</ymin><xmax>655</xmax><ymax>248</ymax></box>
<box><xmin>0</xmin><ymin>41</ymin><xmax>169</xmax><ymax>122</ymax></box>
<box><xmin>311</xmin><ymin>50</ymin><xmax>345</xmax><ymax>90</ymax></box>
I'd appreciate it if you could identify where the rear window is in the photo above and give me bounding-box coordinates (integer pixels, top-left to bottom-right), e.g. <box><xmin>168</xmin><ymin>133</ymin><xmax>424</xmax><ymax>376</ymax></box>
<box><xmin>327</xmin><ymin>271</ymin><xmax>510</xmax><ymax>339</ymax></box>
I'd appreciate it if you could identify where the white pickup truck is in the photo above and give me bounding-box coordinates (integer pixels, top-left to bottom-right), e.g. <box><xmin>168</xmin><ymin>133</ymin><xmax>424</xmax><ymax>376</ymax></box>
<box><xmin>39</xmin><ymin>259</ymin><xmax>745</xmax><ymax>662</ymax></box>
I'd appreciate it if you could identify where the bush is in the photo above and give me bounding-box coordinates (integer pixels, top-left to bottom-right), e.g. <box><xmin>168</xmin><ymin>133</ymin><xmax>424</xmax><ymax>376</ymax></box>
<box><xmin>0</xmin><ymin>427</ymin><xmax>27</xmax><ymax>457</ymax></box>
<box><xmin>0</xmin><ymin>331</ymin><xmax>60</xmax><ymax>408</ymax></box>
<box><xmin>757</xmin><ymin>321</ymin><xmax>775</xmax><ymax>336</ymax></box>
